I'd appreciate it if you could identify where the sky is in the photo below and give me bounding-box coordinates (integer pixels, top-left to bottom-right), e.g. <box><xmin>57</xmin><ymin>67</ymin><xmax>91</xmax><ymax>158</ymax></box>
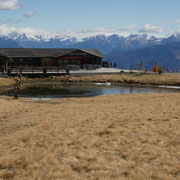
<box><xmin>0</xmin><ymin>0</ymin><xmax>180</xmax><ymax>39</ymax></box>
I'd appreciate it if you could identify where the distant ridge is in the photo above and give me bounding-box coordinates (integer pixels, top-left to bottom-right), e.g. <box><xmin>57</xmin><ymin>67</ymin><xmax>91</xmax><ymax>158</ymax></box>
<box><xmin>0</xmin><ymin>36</ymin><xmax>21</xmax><ymax>48</ymax></box>
<box><xmin>105</xmin><ymin>41</ymin><xmax>180</xmax><ymax>70</ymax></box>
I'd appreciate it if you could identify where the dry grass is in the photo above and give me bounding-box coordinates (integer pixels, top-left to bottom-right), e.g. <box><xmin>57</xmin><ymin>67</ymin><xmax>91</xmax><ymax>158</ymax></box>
<box><xmin>0</xmin><ymin>77</ymin><xmax>14</xmax><ymax>87</ymax></box>
<box><xmin>67</xmin><ymin>73</ymin><xmax>180</xmax><ymax>86</ymax></box>
<box><xmin>0</xmin><ymin>73</ymin><xmax>180</xmax><ymax>87</ymax></box>
<box><xmin>0</xmin><ymin>93</ymin><xmax>179</xmax><ymax>179</ymax></box>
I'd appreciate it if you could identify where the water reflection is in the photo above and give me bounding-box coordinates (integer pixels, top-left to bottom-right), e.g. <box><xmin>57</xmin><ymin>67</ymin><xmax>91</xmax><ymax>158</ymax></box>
<box><xmin>0</xmin><ymin>83</ymin><xmax>179</xmax><ymax>99</ymax></box>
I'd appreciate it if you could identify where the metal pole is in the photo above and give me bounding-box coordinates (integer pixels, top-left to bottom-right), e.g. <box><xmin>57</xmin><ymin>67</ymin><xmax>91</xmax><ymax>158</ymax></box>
<box><xmin>5</xmin><ymin>59</ymin><xmax>8</xmax><ymax>75</ymax></box>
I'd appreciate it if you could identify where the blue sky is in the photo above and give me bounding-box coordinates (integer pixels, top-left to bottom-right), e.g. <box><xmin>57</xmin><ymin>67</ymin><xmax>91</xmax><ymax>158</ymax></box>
<box><xmin>0</xmin><ymin>0</ymin><xmax>180</xmax><ymax>39</ymax></box>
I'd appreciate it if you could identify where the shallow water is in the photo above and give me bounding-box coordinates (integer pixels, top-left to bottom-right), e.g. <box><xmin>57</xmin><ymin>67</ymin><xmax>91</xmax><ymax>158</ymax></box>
<box><xmin>0</xmin><ymin>82</ymin><xmax>179</xmax><ymax>99</ymax></box>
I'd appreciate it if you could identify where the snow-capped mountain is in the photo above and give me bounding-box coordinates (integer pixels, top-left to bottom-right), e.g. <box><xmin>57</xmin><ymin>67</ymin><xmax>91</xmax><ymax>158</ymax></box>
<box><xmin>6</xmin><ymin>33</ymin><xmax>78</xmax><ymax>49</ymax></box>
<box><xmin>0</xmin><ymin>32</ymin><xmax>180</xmax><ymax>55</ymax></box>
<box><xmin>0</xmin><ymin>35</ymin><xmax>21</xmax><ymax>48</ymax></box>
<box><xmin>0</xmin><ymin>33</ymin><xmax>167</xmax><ymax>54</ymax></box>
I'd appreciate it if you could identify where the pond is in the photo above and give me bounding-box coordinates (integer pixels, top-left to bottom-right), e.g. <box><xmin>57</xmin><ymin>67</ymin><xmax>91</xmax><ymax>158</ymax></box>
<box><xmin>0</xmin><ymin>82</ymin><xmax>179</xmax><ymax>100</ymax></box>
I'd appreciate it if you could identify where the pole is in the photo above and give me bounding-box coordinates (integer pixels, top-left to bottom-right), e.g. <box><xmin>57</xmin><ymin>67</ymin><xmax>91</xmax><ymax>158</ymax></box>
<box><xmin>4</xmin><ymin>59</ymin><xmax>8</xmax><ymax>75</ymax></box>
<box><xmin>141</xmin><ymin>62</ymin><xmax>144</xmax><ymax>73</ymax></box>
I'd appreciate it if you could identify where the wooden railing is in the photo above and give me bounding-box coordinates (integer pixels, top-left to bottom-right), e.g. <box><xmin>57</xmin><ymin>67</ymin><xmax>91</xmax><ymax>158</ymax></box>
<box><xmin>7</xmin><ymin>66</ymin><xmax>66</xmax><ymax>75</ymax></box>
<box><xmin>6</xmin><ymin>64</ymin><xmax>98</xmax><ymax>75</ymax></box>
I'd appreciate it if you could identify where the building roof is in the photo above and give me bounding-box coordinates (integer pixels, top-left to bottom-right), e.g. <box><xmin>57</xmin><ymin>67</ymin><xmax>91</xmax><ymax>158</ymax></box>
<box><xmin>0</xmin><ymin>48</ymin><xmax>104</xmax><ymax>59</ymax></box>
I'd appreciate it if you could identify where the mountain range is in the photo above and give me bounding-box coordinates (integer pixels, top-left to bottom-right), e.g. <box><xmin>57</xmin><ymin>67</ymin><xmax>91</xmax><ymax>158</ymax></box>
<box><xmin>106</xmin><ymin>42</ymin><xmax>180</xmax><ymax>70</ymax></box>
<box><xmin>0</xmin><ymin>33</ymin><xmax>180</xmax><ymax>70</ymax></box>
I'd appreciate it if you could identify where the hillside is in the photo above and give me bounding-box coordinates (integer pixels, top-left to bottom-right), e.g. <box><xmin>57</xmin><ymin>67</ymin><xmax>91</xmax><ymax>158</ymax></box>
<box><xmin>0</xmin><ymin>36</ymin><xmax>21</xmax><ymax>48</ymax></box>
<box><xmin>105</xmin><ymin>41</ymin><xmax>180</xmax><ymax>70</ymax></box>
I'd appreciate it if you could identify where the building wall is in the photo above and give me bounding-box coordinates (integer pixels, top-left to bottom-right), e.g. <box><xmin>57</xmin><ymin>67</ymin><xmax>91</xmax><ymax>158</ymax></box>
<box><xmin>57</xmin><ymin>51</ymin><xmax>102</xmax><ymax>69</ymax></box>
<box><xmin>8</xmin><ymin>56</ymin><xmax>101</xmax><ymax>68</ymax></box>
<box><xmin>40</xmin><ymin>58</ymin><xmax>56</xmax><ymax>66</ymax></box>
<box><xmin>0</xmin><ymin>55</ymin><xmax>8</xmax><ymax>74</ymax></box>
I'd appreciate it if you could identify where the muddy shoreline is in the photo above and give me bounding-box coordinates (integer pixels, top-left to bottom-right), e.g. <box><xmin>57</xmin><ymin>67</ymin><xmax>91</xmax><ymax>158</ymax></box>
<box><xmin>0</xmin><ymin>81</ymin><xmax>180</xmax><ymax>96</ymax></box>
<box><xmin>0</xmin><ymin>73</ymin><xmax>180</xmax><ymax>90</ymax></box>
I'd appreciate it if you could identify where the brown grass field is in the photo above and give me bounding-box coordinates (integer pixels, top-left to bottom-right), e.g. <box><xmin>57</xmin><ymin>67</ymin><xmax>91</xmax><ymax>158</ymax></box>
<box><xmin>67</xmin><ymin>73</ymin><xmax>180</xmax><ymax>86</ymax></box>
<box><xmin>0</xmin><ymin>93</ymin><xmax>179</xmax><ymax>179</ymax></box>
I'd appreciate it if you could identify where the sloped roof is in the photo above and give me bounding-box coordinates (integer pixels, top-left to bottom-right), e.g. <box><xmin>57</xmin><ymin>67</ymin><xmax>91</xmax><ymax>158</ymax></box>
<box><xmin>0</xmin><ymin>48</ymin><xmax>104</xmax><ymax>58</ymax></box>
<box><xmin>0</xmin><ymin>51</ymin><xmax>9</xmax><ymax>58</ymax></box>
<box><xmin>80</xmin><ymin>49</ymin><xmax>104</xmax><ymax>58</ymax></box>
